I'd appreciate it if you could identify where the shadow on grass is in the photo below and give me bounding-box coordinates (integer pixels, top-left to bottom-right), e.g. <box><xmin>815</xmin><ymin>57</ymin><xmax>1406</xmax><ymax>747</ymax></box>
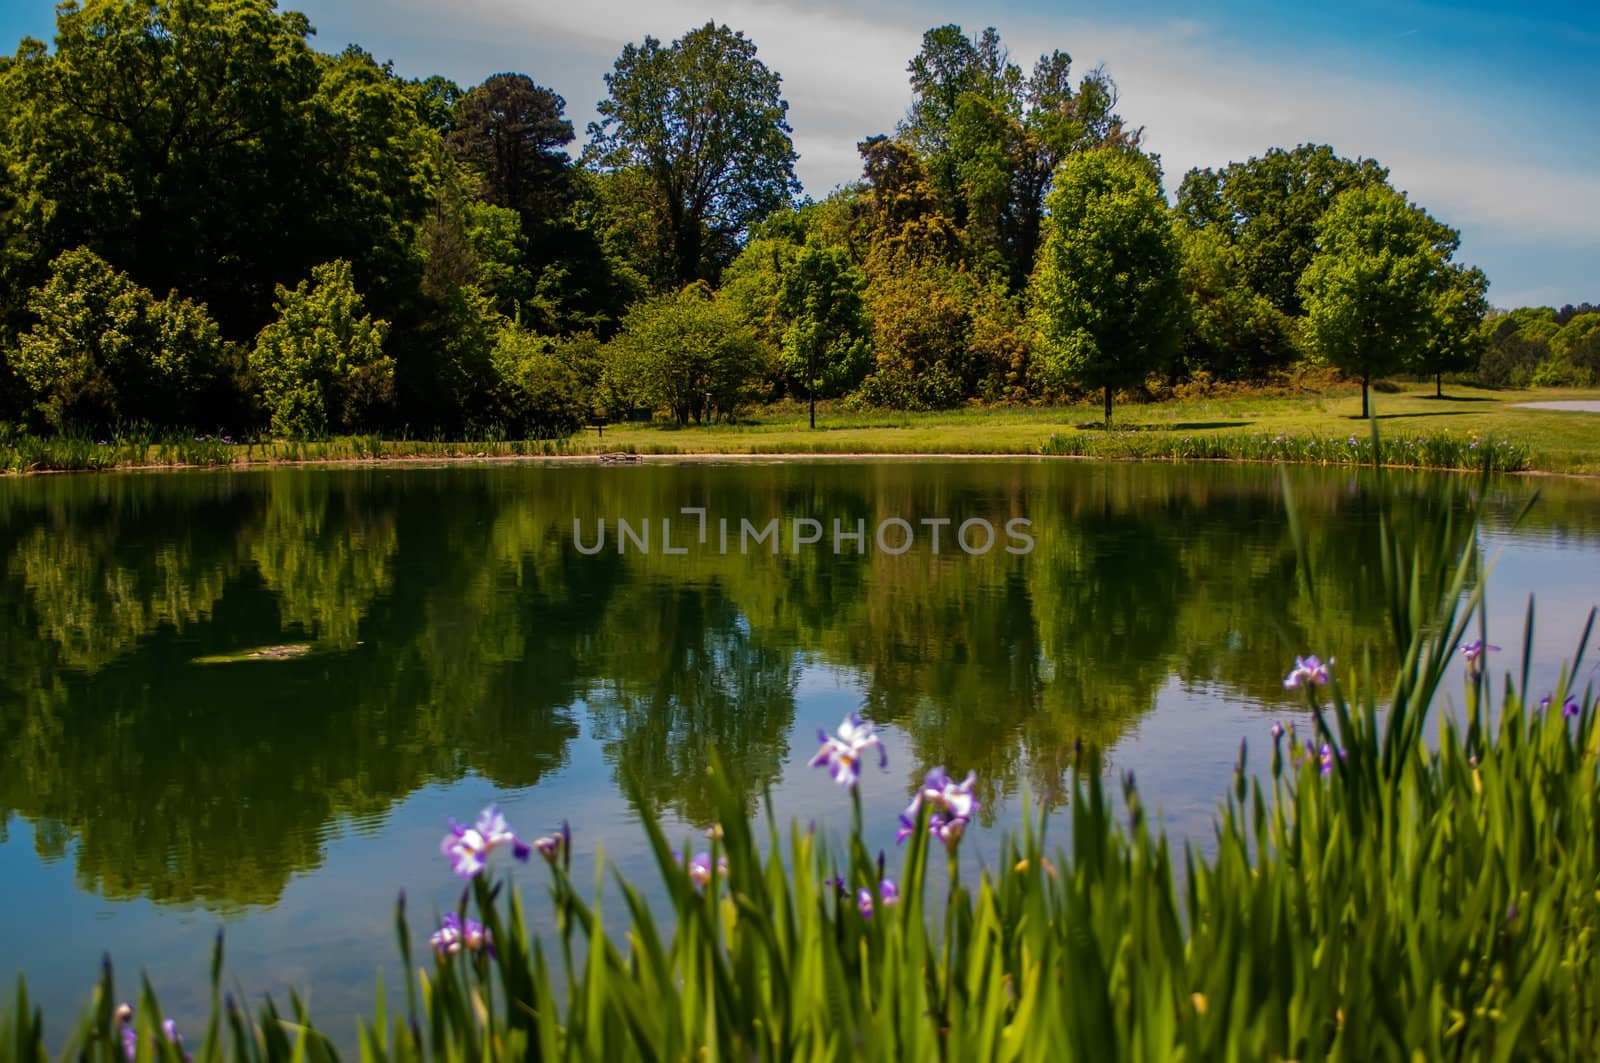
<box><xmin>1371</xmin><ymin>410</ymin><xmax>1479</xmax><ymax>421</ymax></box>
<box><xmin>1417</xmin><ymin>394</ymin><xmax>1500</xmax><ymax>402</ymax></box>
<box><xmin>1074</xmin><ymin>420</ymin><xmax>1253</xmax><ymax>432</ymax></box>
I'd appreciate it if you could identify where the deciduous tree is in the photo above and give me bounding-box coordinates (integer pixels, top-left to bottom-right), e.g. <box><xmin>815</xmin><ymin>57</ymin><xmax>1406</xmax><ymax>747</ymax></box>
<box><xmin>1028</xmin><ymin>150</ymin><xmax>1182</xmax><ymax>425</ymax></box>
<box><xmin>586</xmin><ymin>22</ymin><xmax>799</xmax><ymax>287</ymax></box>
<box><xmin>1299</xmin><ymin>185</ymin><xmax>1456</xmax><ymax>417</ymax></box>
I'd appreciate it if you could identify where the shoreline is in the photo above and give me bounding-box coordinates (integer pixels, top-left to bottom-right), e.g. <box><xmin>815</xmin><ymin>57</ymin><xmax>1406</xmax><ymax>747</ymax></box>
<box><xmin>8</xmin><ymin>448</ymin><xmax>1597</xmax><ymax>481</ymax></box>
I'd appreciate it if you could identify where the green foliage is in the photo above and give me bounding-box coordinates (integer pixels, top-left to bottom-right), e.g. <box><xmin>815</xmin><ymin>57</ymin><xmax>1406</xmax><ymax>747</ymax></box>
<box><xmin>1040</xmin><ymin>427</ymin><xmax>1531</xmax><ymax>470</ymax></box>
<box><xmin>487</xmin><ymin>326</ymin><xmax>588</xmax><ymax>437</ymax></box>
<box><xmin>446</xmin><ymin>74</ymin><xmax>573</xmax><ymax>227</ymax></box>
<box><xmin>604</xmin><ymin>284</ymin><xmax>765</xmax><ymax>423</ymax></box>
<box><xmin>1</xmin><ymin>1</ymin><xmax>434</xmax><ymax>341</ymax></box>
<box><xmin>778</xmin><ymin>246</ymin><xmax>871</xmax><ymax>398</ymax></box>
<box><xmin>902</xmin><ymin>25</ymin><xmax>1142</xmax><ymax>288</ymax></box>
<box><xmin>15</xmin><ymin>247</ymin><xmax>231</xmax><ymax>433</ymax></box>
<box><xmin>860</xmin><ymin>261</ymin><xmax>972</xmax><ymax>410</ymax></box>
<box><xmin>1176</xmin><ymin>225</ymin><xmax>1300</xmax><ymax>380</ymax></box>
<box><xmin>1410</xmin><ymin>264</ymin><xmax>1490</xmax><ymax>392</ymax></box>
<box><xmin>585</xmin><ymin>22</ymin><xmax>799</xmax><ymax>287</ymax></box>
<box><xmin>1476</xmin><ymin>307</ymin><xmax>1559</xmax><ymax>388</ymax></box>
<box><xmin>249</xmin><ymin>261</ymin><xmax>393</xmax><ymax>439</ymax></box>
<box><xmin>1299</xmin><ymin>185</ymin><xmax>1458</xmax><ymax>414</ymax></box>
<box><xmin>1178</xmin><ymin>144</ymin><xmax>1390</xmax><ymax>317</ymax></box>
<box><xmin>1028</xmin><ymin>150</ymin><xmax>1183</xmax><ymax>423</ymax></box>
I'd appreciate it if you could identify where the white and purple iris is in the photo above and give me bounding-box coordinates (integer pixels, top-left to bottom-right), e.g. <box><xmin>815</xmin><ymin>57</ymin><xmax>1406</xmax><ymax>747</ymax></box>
<box><xmin>857</xmin><ymin>878</ymin><xmax>899</xmax><ymax>919</ymax></box>
<box><xmin>430</xmin><ymin>912</ymin><xmax>493</xmax><ymax>958</ymax></box>
<box><xmin>441</xmin><ymin>804</ymin><xmax>532</xmax><ymax>878</ymax></box>
<box><xmin>809</xmin><ymin>713</ymin><xmax>888</xmax><ymax>787</ymax></box>
<box><xmin>1460</xmin><ymin>640</ymin><xmax>1499</xmax><ymax>677</ymax></box>
<box><xmin>115</xmin><ymin>1005</ymin><xmax>183</xmax><ymax>1062</ymax></box>
<box><xmin>532</xmin><ymin>821</ymin><xmax>570</xmax><ymax>867</ymax></box>
<box><xmin>1283</xmin><ymin>655</ymin><xmax>1332</xmax><ymax>690</ymax></box>
<box><xmin>685</xmin><ymin>850</ymin><xmax>729</xmax><ymax>888</ymax></box>
<box><xmin>897</xmin><ymin>767</ymin><xmax>978</xmax><ymax>848</ymax></box>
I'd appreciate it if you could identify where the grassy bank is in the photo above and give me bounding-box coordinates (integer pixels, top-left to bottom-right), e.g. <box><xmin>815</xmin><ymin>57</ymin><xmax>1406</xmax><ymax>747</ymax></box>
<box><xmin>4</xmin><ymin>469</ymin><xmax>1599</xmax><ymax>1059</ymax></box>
<box><xmin>4</xmin><ymin>384</ymin><xmax>1600</xmax><ymax>475</ymax></box>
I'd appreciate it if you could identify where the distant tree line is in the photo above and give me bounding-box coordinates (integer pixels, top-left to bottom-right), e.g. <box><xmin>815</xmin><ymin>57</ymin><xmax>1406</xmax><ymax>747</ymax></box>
<box><xmin>0</xmin><ymin>5</ymin><xmax>1585</xmax><ymax>439</ymax></box>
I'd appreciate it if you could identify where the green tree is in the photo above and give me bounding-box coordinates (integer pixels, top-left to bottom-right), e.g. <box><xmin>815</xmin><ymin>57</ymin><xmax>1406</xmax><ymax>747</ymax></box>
<box><xmin>905</xmin><ymin>26</ymin><xmax>1140</xmax><ymax>288</ymax></box>
<box><xmin>1178</xmin><ymin>145</ymin><xmax>1389</xmax><ymax>317</ymax></box>
<box><xmin>1476</xmin><ymin>307</ymin><xmax>1558</xmax><ymax>387</ymax></box>
<box><xmin>447</xmin><ymin>74</ymin><xmax>574</xmax><ymax>228</ymax></box>
<box><xmin>1298</xmin><ymin>185</ymin><xmax>1456</xmax><ymax>417</ymax></box>
<box><xmin>605</xmin><ymin>284</ymin><xmax>763</xmax><ymax>424</ymax></box>
<box><xmin>487</xmin><ymin>325</ymin><xmax>588</xmax><ymax>437</ymax></box>
<box><xmin>1</xmin><ymin>3</ymin><xmax>430</xmax><ymax>345</ymax></box>
<box><xmin>585</xmin><ymin>22</ymin><xmax>799</xmax><ymax>287</ymax></box>
<box><xmin>1028</xmin><ymin>150</ymin><xmax>1182</xmax><ymax>425</ymax></box>
<box><xmin>778</xmin><ymin>246</ymin><xmax>871</xmax><ymax>422</ymax></box>
<box><xmin>1176</xmin><ymin>224</ymin><xmax>1298</xmax><ymax>381</ymax></box>
<box><xmin>1411</xmin><ymin>264</ymin><xmax>1489</xmax><ymax>396</ymax></box>
<box><xmin>250</xmin><ymin>260</ymin><xmax>393</xmax><ymax>438</ymax></box>
<box><xmin>14</xmin><ymin>247</ymin><xmax>230</xmax><ymax>432</ymax></box>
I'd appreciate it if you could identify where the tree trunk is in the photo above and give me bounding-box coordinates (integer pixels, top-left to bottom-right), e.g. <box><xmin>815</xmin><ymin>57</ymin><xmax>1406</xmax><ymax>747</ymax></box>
<box><xmin>1361</xmin><ymin>377</ymin><xmax>1370</xmax><ymax>419</ymax></box>
<box><xmin>1104</xmin><ymin>386</ymin><xmax>1112</xmax><ymax>429</ymax></box>
<box><xmin>1436</xmin><ymin>372</ymin><xmax>1442</xmax><ymax>398</ymax></box>
<box><xmin>809</xmin><ymin>350</ymin><xmax>816</xmax><ymax>429</ymax></box>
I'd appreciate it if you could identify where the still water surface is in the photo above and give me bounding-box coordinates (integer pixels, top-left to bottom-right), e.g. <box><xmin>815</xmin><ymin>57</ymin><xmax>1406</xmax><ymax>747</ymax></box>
<box><xmin>1</xmin><ymin>460</ymin><xmax>1596</xmax><ymax>1039</ymax></box>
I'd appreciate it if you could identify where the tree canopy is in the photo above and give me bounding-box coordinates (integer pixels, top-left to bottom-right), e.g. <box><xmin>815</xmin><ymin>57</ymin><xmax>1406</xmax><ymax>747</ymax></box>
<box><xmin>585</xmin><ymin>21</ymin><xmax>799</xmax><ymax>288</ymax></box>
<box><xmin>1028</xmin><ymin>150</ymin><xmax>1183</xmax><ymax>425</ymax></box>
<box><xmin>1298</xmin><ymin>185</ymin><xmax>1460</xmax><ymax>416</ymax></box>
<box><xmin>0</xmin><ymin>6</ymin><xmax>1568</xmax><ymax>438</ymax></box>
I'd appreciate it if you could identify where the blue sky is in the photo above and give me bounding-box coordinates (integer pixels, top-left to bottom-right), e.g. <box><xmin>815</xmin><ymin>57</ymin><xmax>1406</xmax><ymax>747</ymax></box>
<box><xmin>4</xmin><ymin>0</ymin><xmax>1595</xmax><ymax>307</ymax></box>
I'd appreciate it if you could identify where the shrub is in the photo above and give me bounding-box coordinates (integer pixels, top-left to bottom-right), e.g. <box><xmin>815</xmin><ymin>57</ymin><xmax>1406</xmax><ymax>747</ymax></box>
<box><xmin>603</xmin><ymin>284</ymin><xmax>763</xmax><ymax>424</ymax></box>
<box><xmin>250</xmin><ymin>260</ymin><xmax>393</xmax><ymax>438</ymax></box>
<box><xmin>487</xmin><ymin>326</ymin><xmax>587</xmax><ymax>437</ymax></box>
<box><xmin>14</xmin><ymin>248</ymin><xmax>232</xmax><ymax>433</ymax></box>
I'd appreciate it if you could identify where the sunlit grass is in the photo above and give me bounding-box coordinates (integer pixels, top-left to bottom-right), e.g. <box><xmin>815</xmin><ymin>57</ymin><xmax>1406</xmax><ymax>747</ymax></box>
<box><xmin>4</xmin><ymin>384</ymin><xmax>1600</xmax><ymax>474</ymax></box>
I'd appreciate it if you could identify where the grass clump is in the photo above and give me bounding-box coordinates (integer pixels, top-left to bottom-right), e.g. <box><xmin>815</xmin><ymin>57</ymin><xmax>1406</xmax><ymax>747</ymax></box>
<box><xmin>1041</xmin><ymin>427</ymin><xmax>1533</xmax><ymax>471</ymax></box>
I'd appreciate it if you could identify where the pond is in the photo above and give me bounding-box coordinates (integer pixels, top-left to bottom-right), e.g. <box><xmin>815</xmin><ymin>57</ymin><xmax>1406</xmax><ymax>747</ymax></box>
<box><xmin>1</xmin><ymin>459</ymin><xmax>1596</xmax><ymax>1040</ymax></box>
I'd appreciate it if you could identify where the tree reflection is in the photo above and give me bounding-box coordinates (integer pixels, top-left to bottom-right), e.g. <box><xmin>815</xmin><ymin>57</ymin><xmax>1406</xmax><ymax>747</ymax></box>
<box><xmin>0</xmin><ymin>460</ymin><xmax>1540</xmax><ymax>909</ymax></box>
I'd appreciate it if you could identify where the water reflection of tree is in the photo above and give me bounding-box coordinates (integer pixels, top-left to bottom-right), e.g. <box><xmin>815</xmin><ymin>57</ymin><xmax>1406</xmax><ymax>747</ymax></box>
<box><xmin>0</xmin><ymin>463</ymin><xmax>1549</xmax><ymax>909</ymax></box>
<box><xmin>585</xmin><ymin>583</ymin><xmax>798</xmax><ymax>826</ymax></box>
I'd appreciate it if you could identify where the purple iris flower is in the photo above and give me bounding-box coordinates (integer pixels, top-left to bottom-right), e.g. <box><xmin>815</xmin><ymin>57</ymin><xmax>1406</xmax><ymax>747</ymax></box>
<box><xmin>1319</xmin><ymin>744</ymin><xmax>1335</xmax><ymax>777</ymax></box>
<box><xmin>1460</xmin><ymin>640</ymin><xmax>1499</xmax><ymax>677</ymax></box>
<box><xmin>809</xmin><ymin>713</ymin><xmax>887</xmax><ymax>787</ymax></box>
<box><xmin>440</xmin><ymin>804</ymin><xmax>532</xmax><ymax>878</ymax></box>
<box><xmin>1270</xmin><ymin>721</ymin><xmax>1284</xmax><ymax>740</ymax></box>
<box><xmin>929</xmin><ymin>812</ymin><xmax>967</xmax><ymax>848</ymax></box>
<box><xmin>1283</xmin><ymin>655</ymin><xmax>1332</xmax><ymax>690</ymax></box>
<box><xmin>430</xmin><ymin>912</ymin><xmax>492</xmax><ymax>958</ymax></box>
<box><xmin>897</xmin><ymin>767</ymin><xmax>978</xmax><ymax>848</ymax></box>
<box><xmin>683</xmin><ymin>851</ymin><xmax>728</xmax><ymax>888</ymax></box>
<box><xmin>115</xmin><ymin>1004</ymin><xmax>184</xmax><ymax>1061</ymax></box>
<box><xmin>532</xmin><ymin>821</ymin><xmax>570</xmax><ymax>867</ymax></box>
<box><xmin>1564</xmin><ymin>697</ymin><xmax>1581</xmax><ymax>719</ymax></box>
<box><xmin>856</xmin><ymin>878</ymin><xmax>899</xmax><ymax>919</ymax></box>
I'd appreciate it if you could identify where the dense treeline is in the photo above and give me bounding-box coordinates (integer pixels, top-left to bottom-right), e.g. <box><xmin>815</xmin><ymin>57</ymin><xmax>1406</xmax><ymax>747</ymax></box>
<box><xmin>0</xmin><ymin>4</ymin><xmax>1587</xmax><ymax>439</ymax></box>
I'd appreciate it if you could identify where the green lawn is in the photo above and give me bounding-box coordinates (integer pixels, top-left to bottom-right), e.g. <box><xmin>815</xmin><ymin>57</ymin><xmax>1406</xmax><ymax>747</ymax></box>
<box><xmin>7</xmin><ymin>383</ymin><xmax>1600</xmax><ymax>475</ymax></box>
<box><xmin>590</xmin><ymin>384</ymin><xmax>1600</xmax><ymax>474</ymax></box>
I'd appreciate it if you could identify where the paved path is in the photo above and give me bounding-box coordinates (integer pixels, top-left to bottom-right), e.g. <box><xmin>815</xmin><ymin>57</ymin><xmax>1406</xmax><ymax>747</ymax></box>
<box><xmin>1512</xmin><ymin>400</ymin><xmax>1600</xmax><ymax>413</ymax></box>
